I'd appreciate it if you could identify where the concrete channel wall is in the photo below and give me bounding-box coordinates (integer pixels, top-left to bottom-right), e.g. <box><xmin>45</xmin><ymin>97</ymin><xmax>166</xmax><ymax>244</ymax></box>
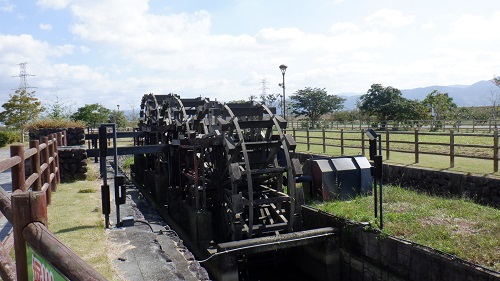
<box><xmin>295</xmin><ymin>152</ymin><xmax>500</xmax><ymax>280</ymax></box>
<box><xmin>382</xmin><ymin>164</ymin><xmax>500</xmax><ymax>208</ymax></box>
<box><xmin>302</xmin><ymin>206</ymin><xmax>500</xmax><ymax>281</ymax></box>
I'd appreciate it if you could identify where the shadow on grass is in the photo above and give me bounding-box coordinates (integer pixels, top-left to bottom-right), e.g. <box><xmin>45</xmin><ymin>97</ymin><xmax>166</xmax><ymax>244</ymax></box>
<box><xmin>54</xmin><ymin>225</ymin><xmax>98</xmax><ymax>234</ymax></box>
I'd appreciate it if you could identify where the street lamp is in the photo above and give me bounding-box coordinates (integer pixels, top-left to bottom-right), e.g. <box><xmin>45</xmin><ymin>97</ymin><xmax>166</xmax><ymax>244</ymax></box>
<box><xmin>115</xmin><ymin>105</ymin><xmax>120</xmax><ymax>127</ymax></box>
<box><xmin>279</xmin><ymin>64</ymin><xmax>287</xmax><ymax>119</ymax></box>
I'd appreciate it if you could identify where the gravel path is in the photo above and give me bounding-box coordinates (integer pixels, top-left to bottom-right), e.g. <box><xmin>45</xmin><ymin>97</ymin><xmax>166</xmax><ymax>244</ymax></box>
<box><xmin>0</xmin><ymin>146</ymin><xmax>12</xmax><ymax>193</ymax></box>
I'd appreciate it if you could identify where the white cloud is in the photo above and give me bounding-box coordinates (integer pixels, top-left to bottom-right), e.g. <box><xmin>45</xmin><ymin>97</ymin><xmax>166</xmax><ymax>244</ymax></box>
<box><xmin>365</xmin><ymin>9</ymin><xmax>415</xmax><ymax>28</ymax></box>
<box><xmin>39</xmin><ymin>23</ymin><xmax>53</xmax><ymax>30</ymax></box>
<box><xmin>79</xmin><ymin>45</ymin><xmax>90</xmax><ymax>54</ymax></box>
<box><xmin>36</xmin><ymin>0</ymin><xmax>71</xmax><ymax>10</ymax></box>
<box><xmin>441</xmin><ymin>10</ymin><xmax>500</xmax><ymax>44</ymax></box>
<box><xmin>330</xmin><ymin>22</ymin><xmax>360</xmax><ymax>33</ymax></box>
<box><xmin>0</xmin><ymin>1</ymin><xmax>14</xmax><ymax>12</ymax></box>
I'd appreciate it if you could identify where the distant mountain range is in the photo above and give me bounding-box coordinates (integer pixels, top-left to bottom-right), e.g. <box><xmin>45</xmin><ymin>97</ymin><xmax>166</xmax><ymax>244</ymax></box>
<box><xmin>341</xmin><ymin>80</ymin><xmax>498</xmax><ymax>110</ymax></box>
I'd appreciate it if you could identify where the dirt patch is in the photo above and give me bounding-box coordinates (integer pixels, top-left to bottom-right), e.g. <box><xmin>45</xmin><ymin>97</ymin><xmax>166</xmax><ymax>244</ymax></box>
<box><xmin>419</xmin><ymin>215</ymin><xmax>479</xmax><ymax>236</ymax></box>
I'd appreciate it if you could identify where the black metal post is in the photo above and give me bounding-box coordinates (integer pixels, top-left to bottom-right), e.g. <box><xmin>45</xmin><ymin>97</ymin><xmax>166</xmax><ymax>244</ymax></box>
<box><xmin>98</xmin><ymin>126</ymin><xmax>110</xmax><ymax>228</ymax></box>
<box><xmin>374</xmin><ymin>155</ymin><xmax>383</xmax><ymax>229</ymax></box>
<box><xmin>279</xmin><ymin>64</ymin><xmax>287</xmax><ymax>119</ymax></box>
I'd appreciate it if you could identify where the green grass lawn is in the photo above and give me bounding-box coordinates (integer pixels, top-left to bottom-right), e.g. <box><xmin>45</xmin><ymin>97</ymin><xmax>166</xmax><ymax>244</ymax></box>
<box><xmin>47</xmin><ymin>178</ymin><xmax>115</xmax><ymax>280</ymax></box>
<box><xmin>311</xmin><ymin>185</ymin><xmax>500</xmax><ymax>271</ymax></box>
<box><xmin>293</xmin><ymin>129</ymin><xmax>500</xmax><ymax>176</ymax></box>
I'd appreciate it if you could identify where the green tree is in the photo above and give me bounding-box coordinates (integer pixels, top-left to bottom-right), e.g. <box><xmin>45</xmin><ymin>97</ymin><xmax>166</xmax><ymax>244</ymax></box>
<box><xmin>71</xmin><ymin>103</ymin><xmax>111</xmax><ymax>128</ymax></box>
<box><xmin>108</xmin><ymin>110</ymin><xmax>127</xmax><ymax>128</ymax></box>
<box><xmin>44</xmin><ymin>93</ymin><xmax>71</xmax><ymax>120</ymax></box>
<box><xmin>421</xmin><ymin>90</ymin><xmax>457</xmax><ymax>120</ymax></box>
<box><xmin>0</xmin><ymin>90</ymin><xmax>44</xmax><ymax>142</ymax></box>
<box><xmin>358</xmin><ymin>84</ymin><xmax>404</xmax><ymax>121</ymax></box>
<box><xmin>290</xmin><ymin>87</ymin><xmax>345</xmax><ymax>128</ymax></box>
<box><xmin>391</xmin><ymin>98</ymin><xmax>428</xmax><ymax>120</ymax></box>
<box><xmin>260</xmin><ymin>93</ymin><xmax>280</xmax><ymax>107</ymax></box>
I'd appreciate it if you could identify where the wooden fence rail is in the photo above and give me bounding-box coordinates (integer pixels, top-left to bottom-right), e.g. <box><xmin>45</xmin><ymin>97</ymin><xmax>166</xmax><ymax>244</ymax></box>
<box><xmin>288</xmin><ymin>118</ymin><xmax>500</xmax><ymax>133</ymax></box>
<box><xmin>0</xmin><ymin>131</ymin><xmax>106</xmax><ymax>280</ymax></box>
<box><xmin>292</xmin><ymin>128</ymin><xmax>500</xmax><ymax>173</ymax></box>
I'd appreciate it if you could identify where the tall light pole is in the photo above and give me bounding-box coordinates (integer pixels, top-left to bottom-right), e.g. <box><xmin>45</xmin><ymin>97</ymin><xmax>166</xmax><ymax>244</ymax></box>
<box><xmin>279</xmin><ymin>64</ymin><xmax>287</xmax><ymax>119</ymax></box>
<box><xmin>116</xmin><ymin>105</ymin><xmax>120</xmax><ymax>126</ymax></box>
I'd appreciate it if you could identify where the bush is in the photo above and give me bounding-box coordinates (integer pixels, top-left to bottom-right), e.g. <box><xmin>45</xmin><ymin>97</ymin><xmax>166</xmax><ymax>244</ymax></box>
<box><xmin>25</xmin><ymin>119</ymin><xmax>86</xmax><ymax>130</ymax></box>
<box><xmin>0</xmin><ymin>131</ymin><xmax>20</xmax><ymax>147</ymax></box>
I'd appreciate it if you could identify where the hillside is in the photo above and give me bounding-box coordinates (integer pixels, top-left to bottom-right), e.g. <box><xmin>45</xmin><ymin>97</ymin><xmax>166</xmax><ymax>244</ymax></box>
<box><xmin>341</xmin><ymin>80</ymin><xmax>498</xmax><ymax>110</ymax></box>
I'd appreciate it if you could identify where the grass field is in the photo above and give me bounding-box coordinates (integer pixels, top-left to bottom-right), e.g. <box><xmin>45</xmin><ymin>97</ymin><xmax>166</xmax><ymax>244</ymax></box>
<box><xmin>47</xmin><ymin>172</ymin><xmax>115</xmax><ymax>280</ymax></box>
<box><xmin>293</xmin><ymin>129</ymin><xmax>500</xmax><ymax>176</ymax></box>
<box><xmin>311</xmin><ymin>185</ymin><xmax>500</xmax><ymax>271</ymax></box>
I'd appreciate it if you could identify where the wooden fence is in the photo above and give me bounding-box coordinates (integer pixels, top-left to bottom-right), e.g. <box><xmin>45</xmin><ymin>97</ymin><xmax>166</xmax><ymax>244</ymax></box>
<box><xmin>0</xmin><ymin>131</ymin><xmax>106</xmax><ymax>281</ymax></box>
<box><xmin>288</xmin><ymin>119</ymin><xmax>500</xmax><ymax>133</ymax></box>
<box><xmin>292</xmin><ymin>128</ymin><xmax>500</xmax><ymax>173</ymax></box>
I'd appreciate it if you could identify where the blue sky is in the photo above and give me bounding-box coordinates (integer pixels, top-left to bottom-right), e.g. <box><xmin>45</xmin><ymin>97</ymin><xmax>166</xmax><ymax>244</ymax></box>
<box><xmin>1</xmin><ymin>0</ymin><xmax>499</xmax><ymax>112</ymax></box>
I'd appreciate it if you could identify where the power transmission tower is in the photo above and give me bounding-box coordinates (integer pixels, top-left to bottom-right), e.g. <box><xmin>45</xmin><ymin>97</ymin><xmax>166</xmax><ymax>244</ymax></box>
<box><xmin>259</xmin><ymin>79</ymin><xmax>269</xmax><ymax>97</ymax></box>
<box><xmin>12</xmin><ymin>62</ymin><xmax>36</xmax><ymax>92</ymax></box>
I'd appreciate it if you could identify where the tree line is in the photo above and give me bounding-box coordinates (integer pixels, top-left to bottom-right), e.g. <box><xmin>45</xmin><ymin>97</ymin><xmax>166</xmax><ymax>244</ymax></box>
<box><xmin>0</xmin><ymin>90</ymin><xmax>128</xmax><ymax>141</ymax></box>
<box><xmin>1</xmin><ymin>76</ymin><xmax>499</xmax><ymax>140</ymax></box>
<box><xmin>251</xmin><ymin>77</ymin><xmax>500</xmax><ymax>128</ymax></box>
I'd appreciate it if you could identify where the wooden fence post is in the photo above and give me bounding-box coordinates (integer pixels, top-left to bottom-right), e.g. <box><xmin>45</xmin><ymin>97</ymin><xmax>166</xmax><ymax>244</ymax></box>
<box><xmin>56</xmin><ymin>132</ymin><xmax>63</xmax><ymax>148</ymax></box>
<box><xmin>322</xmin><ymin>128</ymin><xmax>326</xmax><ymax>153</ymax></box>
<box><xmin>415</xmin><ymin>129</ymin><xmax>419</xmax><ymax>163</ymax></box>
<box><xmin>10</xmin><ymin>145</ymin><xmax>25</xmax><ymax>192</ymax></box>
<box><xmin>12</xmin><ymin>191</ymin><xmax>30</xmax><ymax>281</ymax></box>
<box><xmin>340</xmin><ymin>129</ymin><xmax>344</xmax><ymax>155</ymax></box>
<box><xmin>306</xmin><ymin>129</ymin><xmax>310</xmax><ymax>151</ymax></box>
<box><xmin>41</xmin><ymin>137</ymin><xmax>52</xmax><ymax>205</ymax></box>
<box><xmin>29</xmin><ymin>140</ymin><xmax>42</xmax><ymax>191</ymax></box>
<box><xmin>293</xmin><ymin>128</ymin><xmax>296</xmax><ymax>139</ymax></box>
<box><xmin>48</xmin><ymin>134</ymin><xmax>57</xmax><ymax>191</ymax></box>
<box><xmin>62</xmin><ymin>129</ymin><xmax>68</xmax><ymax>146</ymax></box>
<box><xmin>494</xmin><ymin>130</ymin><xmax>499</xmax><ymax>173</ymax></box>
<box><xmin>361</xmin><ymin>130</ymin><xmax>365</xmax><ymax>156</ymax></box>
<box><xmin>12</xmin><ymin>189</ymin><xmax>48</xmax><ymax>281</ymax></box>
<box><xmin>450</xmin><ymin>130</ymin><xmax>455</xmax><ymax>168</ymax></box>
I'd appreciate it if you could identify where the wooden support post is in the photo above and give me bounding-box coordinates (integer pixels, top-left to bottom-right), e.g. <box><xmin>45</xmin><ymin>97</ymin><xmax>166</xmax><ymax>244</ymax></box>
<box><xmin>52</xmin><ymin>134</ymin><xmax>61</xmax><ymax>185</ymax></box>
<box><xmin>30</xmin><ymin>191</ymin><xmax>48</xmax><ymax>226</ymax></box>
<box><xmin>322</xmin><ymin>128</ymin><xmax>326</xmax><ymax>154</ymax></box>
<box><xmin>340</xmin><ymin>129</ymin><xmax>344</xmax><ymax>155</ymax></box>
<box><xmin>494</xmin><ymin>130</ymin><xmax>499</xmax><ymax>173</ymax></box>
<box><xmin>12</xmin><ymin>187</ymin><xmax>48</xmax><ymax>281</ymax></box>
<box><xmin>10</xmin><ymin>145</ymin><xmax>25</xmax><ymax>192</ymax></box>
<box><xmin>415</xmin><ymin>129</ymin><xmax>419</xmax><ymax>163</ymax></box>
<box><xmin>41</xmin><ymin>137</ymin><xmax>52</xmax><ymax>205</ymax></box>
<box><xmin>48</xmin><ymin>134</ymin><xmax>57</xmax><ymax>191</ymax></box>
<box><xmin>361</xmin><ymin>130</ymin><xmax>365</xmax><ymax>156</ymax></box>
<box><xmin>12</xmin><ymin>191</ymin><xmax>30</xmax><ymax>281</ymax></box>
<box><xmin>29</xmin><ymin>140</ymin><xmax>42</xmax><ymax>191</ymax></box>
<box><xmin>450</xmin><ymin>130</ymin><xmax>455</xmax><ymax>168</ymax></box>
<box><xmin>57</xmin><ymin>132</ymin><xmax>63</xmax><ymax>147</ymax></box>
<box><xmin>307</xmin><ymin>129</ymin><xmax>310</xmax><ymax>151</ymax></box>
<box><xmin>62</xmin><ymin>129</ymin><xmax>68</xmax><ymax>146</ymax></box>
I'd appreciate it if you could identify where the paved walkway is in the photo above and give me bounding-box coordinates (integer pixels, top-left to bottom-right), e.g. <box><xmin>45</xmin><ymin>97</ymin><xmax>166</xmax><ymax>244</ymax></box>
<box><xmin>0</xmin><ymin>146</ymin><xmax>13</xmax><ymax>242</ymax></box>
<box><xmin>95</xmin><ymin>161</ymin><xmax>209</xmax><ymax>280</ymax></box>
